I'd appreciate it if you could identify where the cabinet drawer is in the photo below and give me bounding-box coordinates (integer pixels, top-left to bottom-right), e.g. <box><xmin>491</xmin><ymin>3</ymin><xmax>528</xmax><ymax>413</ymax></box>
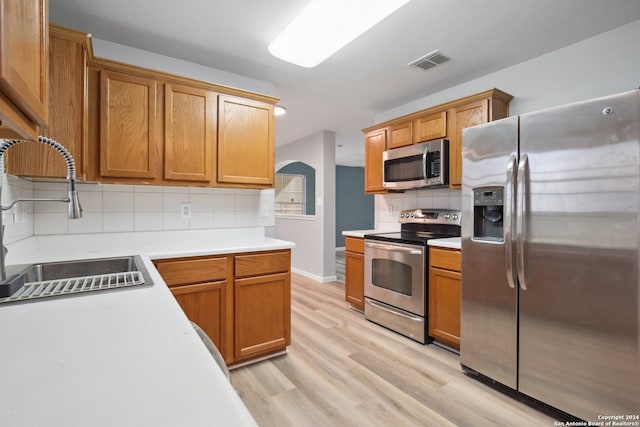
<box><xmin>155</xmin><ymin>257</ymin><xmax>228</xmax><ymax>286</ymax></box>
<box><xmin>430</xmin><ymin>248</ymin><xmax>461</xmax><ymax>272</ymax></box>
<box><xmin>345</xmin><ymin>236</ymin><xmax>364</xmax><ymax>254</ymax></box>
<box><xmin>235</xmin><ymin>251</ymin><xmax>290</xmax><ymax>278</ymax></box>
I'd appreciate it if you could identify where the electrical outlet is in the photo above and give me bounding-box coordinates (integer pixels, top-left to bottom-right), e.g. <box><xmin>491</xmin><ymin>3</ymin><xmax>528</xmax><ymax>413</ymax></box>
<box><xmin>387</xmin><ymin>204</ymin><xmax>394</xmax><ymax>217</ymax></box>
<box><xmin>180</xmin><ymin>203</ymin><xmax>191</xmax><ymax>219</ymax></box>
<box><xmin>19</xmin><ymin>204</ymin><xmax>27</xmax><ymax>224</ymax></box>
<box><xmin>10</xmin><ymin>206</ymin><xmax>17</xmax><ymax>225</ymax></box>
<box><xmin>259</xmin><ymin>203</ymin><xmax>269</xmax><ymax>218</ymax></box>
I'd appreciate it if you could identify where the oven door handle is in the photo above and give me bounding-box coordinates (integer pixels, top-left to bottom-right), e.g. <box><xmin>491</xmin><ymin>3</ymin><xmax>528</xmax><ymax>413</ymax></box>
<box><xmin>365</xmin><ymin>242</ymin><xmax>423</xmax><ymax>255</ymax></box>
<box><xmin>367</xmin><ymin>299</ymin><xmax>423</xmax><ymax>322</ymax></box>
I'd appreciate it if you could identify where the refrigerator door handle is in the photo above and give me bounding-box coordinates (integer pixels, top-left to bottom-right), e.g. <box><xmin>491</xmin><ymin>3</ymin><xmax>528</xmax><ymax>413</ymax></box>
<box><xmin>504</xmin><ymin>154</ymin><xmax>517</xmax><ymax>289</ymax></box>
<box><xmin>516</xmin><ymin>153</ymin><xmax>528</xmax><ymax>291</ymax></box>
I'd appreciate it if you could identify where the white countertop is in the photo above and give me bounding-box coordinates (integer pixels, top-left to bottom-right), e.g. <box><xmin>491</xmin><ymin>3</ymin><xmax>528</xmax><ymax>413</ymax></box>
<box><xmin>5</xmin><ymin>228</ymin><xmax>295</xmax><ymax>265</ymax></box>
<box><xmin>1</xmin><ymin>228</ymin><xmax>294</xmax><ymax>427</ymax></box>
<box><xmin>342</xmin><ymin>229</ymin><xmax>461</xmax><ymax>250</ymax></box>
<box><xmin>342</xmin><ymin>228</ymin><xmax>399</xmax><ymax>239</ymax></box>
<box><xmin>427</xmin><ymin>237</ymin><xmax>461</xmax><ymax>250</ymax></box>
<box><xmin>342</xmin><ymin>229</ymin><xmax>378</xmax><ymax>238</ymax></box>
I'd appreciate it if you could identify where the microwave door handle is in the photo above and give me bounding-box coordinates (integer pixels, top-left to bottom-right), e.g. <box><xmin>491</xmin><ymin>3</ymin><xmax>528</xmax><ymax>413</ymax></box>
<box><xmin>504</xmin><ymin>154</ymin><xmax>517</xmax><ymax>289</ymax></box>
<box><xmin>423</xmin><ymin>147</ymin><xmax>429</xmax><ymax>180</ymax></box>
<box><xmin>367</xmin><ymin>299</ymin><xmax>423</xmax><ymax>322</ymax></box>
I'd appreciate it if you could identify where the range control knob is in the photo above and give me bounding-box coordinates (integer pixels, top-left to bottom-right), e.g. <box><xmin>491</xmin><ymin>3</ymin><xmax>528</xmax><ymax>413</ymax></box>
<box><xmin>452</xmin><ymin>214</ymin><xmax>459</xmax><ymax>220</ymax></box>
<box><xmin>400</xmin><ymin>213</ymin><xmax>405</xmax><ymax>218</ymax></box>
<box><xmin>444</xmin><ymin>213</ymin><xmax>451</xmax><ymax>219</ymax></box>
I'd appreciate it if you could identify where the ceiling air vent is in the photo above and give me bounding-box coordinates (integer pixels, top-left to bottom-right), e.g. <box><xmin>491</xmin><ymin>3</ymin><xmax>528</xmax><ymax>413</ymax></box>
<box><xmin>409</xmin><ymin>50</ymin><xmax>451</xmax><ymax>71</ymax></box>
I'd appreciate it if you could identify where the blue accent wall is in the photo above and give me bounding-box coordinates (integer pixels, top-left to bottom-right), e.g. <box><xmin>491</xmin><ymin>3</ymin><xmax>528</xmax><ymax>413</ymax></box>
<box><xmin>277</xmin><ymin>162</ymin><xmax>316</xmax><ymax>215</ymax></box>
<box><xmin>336</xmin><ymin>166</ymin><xmax>374</xmax><ymax>247</ymax></box>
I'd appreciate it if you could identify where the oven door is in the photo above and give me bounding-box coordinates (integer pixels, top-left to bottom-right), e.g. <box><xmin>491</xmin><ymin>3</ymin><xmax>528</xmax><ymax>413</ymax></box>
<box><xmin>364</xmin><ymin>240</ymin><xmax>426</xmax><ymax>315</ymax></box>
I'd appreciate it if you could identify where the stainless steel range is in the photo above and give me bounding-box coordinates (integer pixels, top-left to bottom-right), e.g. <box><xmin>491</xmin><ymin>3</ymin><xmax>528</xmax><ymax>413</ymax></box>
<box><xmin>364</xmin><ymin>209</ymin><xmax>461</xmax><ymax>343</ymax></box>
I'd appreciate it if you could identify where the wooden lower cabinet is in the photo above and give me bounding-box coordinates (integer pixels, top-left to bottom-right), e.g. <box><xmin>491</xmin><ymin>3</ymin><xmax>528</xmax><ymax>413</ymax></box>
<box><xmin>154</xmin><ymin>249</ymin><xmax>291</xmax><ymax>366</ymax></box>
<box><xmin>171</xmin><ymin>281</ymin><xmax>230</xmax><ymax>361</ymax></box>
<box><xmin>154</xmin><ymin>256</ymin><xmax>233</xmax><ymax>362</ymax></box>
<box><xmin>344</xmin><ymin>237</ymin><xmax>365</xmax><ymax>311</ymax></box>
<box><xmin>235</xmin><ymin>272</ymin><xmax>291</xmax><ymax>361</ymax></box>
<box><xmin>428</xmin><ymin>247</ymin><xmax>462</xmax><ymax>350</ymax></box>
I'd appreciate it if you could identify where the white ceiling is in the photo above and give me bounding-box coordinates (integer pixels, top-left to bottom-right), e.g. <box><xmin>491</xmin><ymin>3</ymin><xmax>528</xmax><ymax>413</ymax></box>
<box><xmin>49</xmin><ymin>0</ymin><xmax>640</xmax><ymax>166</ymax></box>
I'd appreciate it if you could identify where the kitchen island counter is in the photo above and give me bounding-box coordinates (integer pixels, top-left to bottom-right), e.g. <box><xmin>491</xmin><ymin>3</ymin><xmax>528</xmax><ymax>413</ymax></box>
<box><xmin>0</xmin><ymin>228</ymin><xmax>294</xmax><ymax>427</ymax></box>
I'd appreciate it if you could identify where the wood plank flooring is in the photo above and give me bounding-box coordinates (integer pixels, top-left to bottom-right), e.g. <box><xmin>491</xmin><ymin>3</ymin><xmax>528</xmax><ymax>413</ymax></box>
<box><xmin>230</xmin><ymin>274</ymin><xmax>557</xmax><ymax>427</ymax></box>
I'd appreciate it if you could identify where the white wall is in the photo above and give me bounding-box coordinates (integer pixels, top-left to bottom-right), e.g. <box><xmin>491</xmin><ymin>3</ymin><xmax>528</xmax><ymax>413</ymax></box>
<box><xmin>1</xmin><ymin>175</ymin><xmax>274</xmax><ymax>243</ymax></box>
<box><xmin>275</xmin><ymin>131</ymin><xmax>336</xmax><ymax>281</ymax></box>
<box><xmin>376</xmin><ymin>20</ymin><xmax>640</xmax><ymax>123</ymax></box>
<box><xmin>92</xmin><ymin>38</ymin><xmax>275</xmax><ymax>97</ymax></box>
<box><xmin>374</xmin><ymin>19</ymin><xmax>640</xmax><ymax>226</ymax></box>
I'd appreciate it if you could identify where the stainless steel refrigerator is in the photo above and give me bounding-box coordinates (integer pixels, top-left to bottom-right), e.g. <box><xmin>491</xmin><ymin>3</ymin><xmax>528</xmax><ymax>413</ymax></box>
<box><xmin>461</xmin><ymin>89</ymin><xmax>640</xmax><ymax>421</ymax></box>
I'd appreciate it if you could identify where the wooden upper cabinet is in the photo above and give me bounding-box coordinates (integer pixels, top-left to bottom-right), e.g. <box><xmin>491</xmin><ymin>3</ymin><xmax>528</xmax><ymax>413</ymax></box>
<box><xmin>449</xmin><ymin>100</ymin><xmax>488</xmax><ymax>187</ymax></box>
<box><xmin>363</xmin><ymin>89</ymin><xmax>512</xmax><ymax>190</ymax></box>
<box><xmin>387</xmin><ymin>121</ymin><xmax>412</xmax><ymax>149</ymax></box>
<box><xmin>7</xmin><ymin>25</ymin><xmax>88</xmax><ymax>179</ymax></box>
<box><xmin>100</xmin><ymin>70</ymin><xmax>158</xmax><ymax>179</ymax></box>
<box><xmin>0</xmin><ymin>0</ymin><xmax>48</xmax><ymax>139</ymax></box>
<box><xmin>413</xmin><ymin>111</ymin><xmax>446</xmax><ymax>143</ymax></box>
<box><xmin>217</xmin><ymin>94</ymin><xmax>274</xmax><ymax>186</ymax></box>
<box><xmin>364</xmin><ymin>128</ymin><xmax>386</xmax><ymax>193</ymax></box>
<box><xmin>164</xmin><ymin>84</ymin><xmax>216</xmax><ymax>182</ymax></box>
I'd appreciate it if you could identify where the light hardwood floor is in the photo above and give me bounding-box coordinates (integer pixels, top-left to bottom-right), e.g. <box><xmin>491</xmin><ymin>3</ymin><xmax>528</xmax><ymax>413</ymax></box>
<box><xmin>230</xmin><ymin>274</ymin><xmax>557</xmax><ymax>427</ymax></box>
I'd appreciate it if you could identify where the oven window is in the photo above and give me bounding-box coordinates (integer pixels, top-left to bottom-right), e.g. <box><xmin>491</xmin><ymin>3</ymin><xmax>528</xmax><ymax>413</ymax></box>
<box><xmin>371</xmin><ymin>259</ymin><xmax>412</xmax><ymax>296</ymax></box>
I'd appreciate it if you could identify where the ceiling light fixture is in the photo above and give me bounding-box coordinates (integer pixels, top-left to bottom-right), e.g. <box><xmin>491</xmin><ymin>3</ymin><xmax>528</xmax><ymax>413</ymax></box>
<box><xmin>274</xmin><ymin>105</ymin><xmax>287</xmax><ymax>116</ymax></box>
<box><xmin>268</xmin><ymin>0</ymin><xmax>411</xmax><ymax>68</ymax></box>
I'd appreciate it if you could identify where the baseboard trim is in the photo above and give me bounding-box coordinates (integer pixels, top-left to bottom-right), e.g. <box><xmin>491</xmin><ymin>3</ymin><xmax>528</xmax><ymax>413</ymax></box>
<box><xmin>291</xmin><ymin>267</ymin><xmax>338</xmax><ymax>283</ymax></box>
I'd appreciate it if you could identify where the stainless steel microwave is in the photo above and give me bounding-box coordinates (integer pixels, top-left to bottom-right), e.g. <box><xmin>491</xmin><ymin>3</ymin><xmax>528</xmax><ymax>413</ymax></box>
<box><xmin>382</xmin><ymin>139</ymin><xmax>449</xmax><ymax>190</ymax></box>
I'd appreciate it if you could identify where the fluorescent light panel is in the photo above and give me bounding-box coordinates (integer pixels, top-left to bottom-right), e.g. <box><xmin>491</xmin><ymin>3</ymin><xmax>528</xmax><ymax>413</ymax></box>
<box><xmin>268</xmin><ymin>0</ymin><xmax>411</xmax><ymax>68</ymax></box>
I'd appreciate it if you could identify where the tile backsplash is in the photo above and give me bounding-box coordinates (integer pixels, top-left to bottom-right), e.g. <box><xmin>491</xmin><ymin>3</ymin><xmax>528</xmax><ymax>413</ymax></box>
<box><xmin>375</xmin><ymin>188</ymin><xmax>462</xmax><ymax>229</ymax></box>
<box><xmin>1</xmin><ymin>174</ymin><xmax>275</xmax><ymax>243</ymax></box>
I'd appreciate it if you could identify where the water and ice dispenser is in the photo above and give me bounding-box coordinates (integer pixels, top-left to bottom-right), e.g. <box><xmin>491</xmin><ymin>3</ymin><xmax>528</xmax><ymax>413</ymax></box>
<box><xmin>473</xmin><ymin>188</ymin><xmax>504</xmax><ymax>241</ymax></box>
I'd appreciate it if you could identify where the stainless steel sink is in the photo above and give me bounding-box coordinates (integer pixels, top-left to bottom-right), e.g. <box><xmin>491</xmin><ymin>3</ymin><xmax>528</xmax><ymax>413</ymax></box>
<box><xmin>0</xmin><ymin>256</ymin><xmax>152</xmax><ymax>303</ymax></box>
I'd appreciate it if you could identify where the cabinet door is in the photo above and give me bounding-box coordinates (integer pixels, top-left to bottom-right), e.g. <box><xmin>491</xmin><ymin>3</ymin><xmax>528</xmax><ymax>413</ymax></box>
<box><xmin>450</xmin><ymin>100</ymin><xmax>489</xmax><ymax>187</ymax></box>
<box><xmin>217</xmin><ymin>95</ymin><xmax>274</xmax><ymax>186</ymax></box>
<box><xmin>234</xmin><ymin>272</ymin><xmax>291</xmax><ymax>360</ymax></box>
<box><xmin>364</xmin><ymin>128</ymin><xmax>386</xmax><ymax>193</ymax></box>
<box><xmin>428</xmin><ymin>267</ymin><xmax>461</xmax><ymax>349</ymax></box>
<box><xmin>7</xmin><ymin>26</ymin><xmax>87</xmax><ymax>178</ymax></box>
<box><xmin>0</xmin><ymin>0</ymin><xmax>48</xmax><ymax>138</ymax></box>
<box><xmin>100</xmin><ymin>70</ymin><xmax>158</xmax><ymax>179</ymax></box>
<box><xmin>413</xmin><ymin>111</ymin><xmax>446</xmax><ymax>143</ymax></box>
<box><xmin>164</xmin><ymin>84</ymin><xmax>215</xmax><ymax>182</ymax></box>
<box><xmin>345</xmin><ymin>251</ymin><xmax>364</xmax><ymax>311</ymax></box>
<box><xmin>387</xmin><ymin>121</ymin><xmax>412</xmax><ymax>149</ymax></box>
<box><xmin>171</xmin><ymin>281</ymin><xmax>231</xmax><ymax>362</ymax></box>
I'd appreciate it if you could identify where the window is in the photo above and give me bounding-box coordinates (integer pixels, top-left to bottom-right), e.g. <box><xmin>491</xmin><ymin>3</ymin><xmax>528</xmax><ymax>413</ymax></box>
<box><xmin>275</xmin><ymin>173</ymin><xmax>305</xmax><ymax>214</ymax></box>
